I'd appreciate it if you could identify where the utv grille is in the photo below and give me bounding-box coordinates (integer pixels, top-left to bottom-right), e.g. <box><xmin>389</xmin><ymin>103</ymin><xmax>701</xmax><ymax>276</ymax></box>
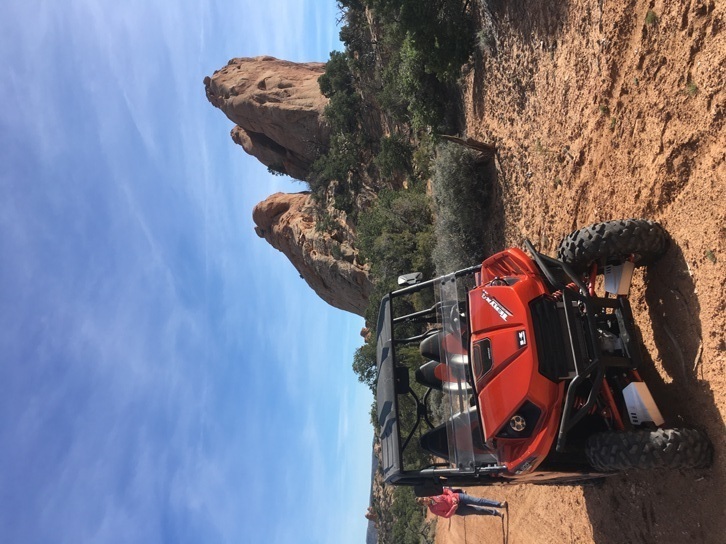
<box><xmin>529</xmin><ymin>296</ymin><xmax>571</xmax><ymax>382</ymax></box>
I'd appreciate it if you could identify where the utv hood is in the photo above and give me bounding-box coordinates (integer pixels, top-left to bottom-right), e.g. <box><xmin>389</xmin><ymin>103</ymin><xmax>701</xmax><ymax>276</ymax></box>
<box><xmin>468</xmin><ymin>275</ymin><xmax>559</xmax><ymax>441</ymax></box>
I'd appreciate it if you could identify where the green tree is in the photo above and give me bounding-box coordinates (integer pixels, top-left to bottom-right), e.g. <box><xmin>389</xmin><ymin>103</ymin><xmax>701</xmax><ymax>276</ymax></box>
<box><xmin>374</xmin><ymin>134</ymin><xmax>413</xmax><ymax>178</ymax></box>
<box><xmin>390</xmin><ymin>486</ymin><xmax>426</xmax><ymax>544</ymax></box>
<box><xmin>309</xmin><ymin>133</ymin><xmax>358</xmax><ymax>192</ymax></box>
<box><xmin>318</xmin><ymin>50</ymin><xmax>355</xmax><ymax>97</ymax></box>
<box><xmin>358</xmin><ymin>184</ymin><xmax>435</xmax><ymax>321</ymax></box>
<box><xmin>324</xmin><ymin>91</ymin><xmax>361</xmax><ymax>133</ymax></box>
<box><xmin>352</xmin><ymin>339</ymin><xmax>377</xmax><ymax>390</ymax></box>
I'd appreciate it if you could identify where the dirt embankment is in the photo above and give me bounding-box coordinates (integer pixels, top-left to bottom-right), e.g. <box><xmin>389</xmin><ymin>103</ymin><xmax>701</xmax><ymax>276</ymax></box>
<box><xmin>436</xmin><ymin>1</ymin><xmax>725</xmax><ymax>543</ymax></box>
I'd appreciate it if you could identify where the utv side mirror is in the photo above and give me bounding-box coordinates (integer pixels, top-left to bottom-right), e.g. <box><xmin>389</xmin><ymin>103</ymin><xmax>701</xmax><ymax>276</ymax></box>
<box><xmin>398</xmin><ymin>272</ymin><xmax>423</xmax><ymax>286</ymax></box>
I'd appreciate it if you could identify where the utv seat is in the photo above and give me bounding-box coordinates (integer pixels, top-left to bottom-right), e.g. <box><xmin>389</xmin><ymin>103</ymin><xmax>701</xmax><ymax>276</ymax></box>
<box><xmin>415</xmin><ymin>360</ymin><xmax>443</xmax><ymax>390</ymax></box>
<box><xmin>416</xmin><ymin>330</ymin><xmax>469</xmax><ymax>380</ymax></box>
<box><xmin>419</xmin><ymin>407</ymin><xmax>498</xmax><ymax>465</ymax></box>
<box><xmin>415</xmin><ymin>360</ymin><xmax>473</xmax><ymax>394</ymax></box>
<box><xmin>420</xmin><ymin>331</ymin><xmax>443</xmax><ymax>362</ymax></box>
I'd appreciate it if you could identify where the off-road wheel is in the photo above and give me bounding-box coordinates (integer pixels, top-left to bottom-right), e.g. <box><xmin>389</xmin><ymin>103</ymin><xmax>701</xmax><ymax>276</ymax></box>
<box><xmin>557</xmin><ymin>219</ymin><xmax>668</xmax><ymax>272</ymax></box>
<box><xmin>586</xmin><ymin>428</ymin><xmax>713</xmax><ymax>472</ymax></box>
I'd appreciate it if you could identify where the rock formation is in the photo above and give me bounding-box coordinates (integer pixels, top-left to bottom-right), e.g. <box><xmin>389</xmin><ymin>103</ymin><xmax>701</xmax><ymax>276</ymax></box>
<box><xmin>204</xmin><ymin>56</ymin><xmax>330</xmax><ymax>181</ymax></box>
<box><xmin>253</xmin><ymin>192</ymin><xmax>371</xmax><ymax>316</ymax></box>
<box><xmin>206</xmin><ymin>56</ymin><xmax>372</xmax><ymax>316</ymax></box>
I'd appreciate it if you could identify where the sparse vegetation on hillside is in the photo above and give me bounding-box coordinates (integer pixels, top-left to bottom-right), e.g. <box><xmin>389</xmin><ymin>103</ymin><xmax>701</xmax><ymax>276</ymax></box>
<box><xmin>357</xmin><ymin>182</ymin><xmax>436</xmax><ymax>323</ymax></box>
<box><xmin>389</xmin><ymin>487</ymin><xmax>431</xmax><ymax>544</ymax></box>
<box><xmin>370</xmin><ymin>485</ymin><xmax>436</xmax><ymax>544</ymax></box>
<box><xmin>431</xmin><ymin>142</ymin><xmax>496</xmax><ymax>272</ymax></box>
<box><xmin>307</xmin><ymin>0</ymin><xmax>476</xmax><ymax>215</ymax></box>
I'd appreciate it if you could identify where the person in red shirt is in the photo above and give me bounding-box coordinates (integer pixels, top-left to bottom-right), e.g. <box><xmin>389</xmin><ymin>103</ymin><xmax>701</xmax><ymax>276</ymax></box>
<box><xmin>415</xmin><ymin>488</ymin><xmax>507</xmax><ymax>518</ymax></box>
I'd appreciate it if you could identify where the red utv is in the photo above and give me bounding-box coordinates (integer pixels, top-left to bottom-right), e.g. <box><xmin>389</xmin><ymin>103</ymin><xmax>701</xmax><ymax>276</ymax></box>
<box><xmin>375</xmin><ymin>219</ymin><xmax>712</xmax><ymax>495</ymax></box>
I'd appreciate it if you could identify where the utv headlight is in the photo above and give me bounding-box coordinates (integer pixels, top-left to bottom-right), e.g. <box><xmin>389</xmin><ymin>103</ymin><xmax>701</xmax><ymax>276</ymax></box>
<box><xmin>509</xmin><ymin>414</ymin><xmax>527</xmax><ymax>432</ymax></box>
<box><xmin>497</xmin><ymin>401</ymin><xmax>542</xmax><ymax>439</ymax></box>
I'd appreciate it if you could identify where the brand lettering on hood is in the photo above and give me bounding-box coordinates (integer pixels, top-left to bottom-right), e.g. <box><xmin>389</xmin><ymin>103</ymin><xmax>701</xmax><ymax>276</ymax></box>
<box><xmin>481</xmin><ymin>290</ymin><xmax>513</xmax><ymax>321</ymax></box>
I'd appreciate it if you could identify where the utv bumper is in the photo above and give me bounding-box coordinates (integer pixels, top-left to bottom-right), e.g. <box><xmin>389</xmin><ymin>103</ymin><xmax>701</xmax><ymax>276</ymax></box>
<box><xmin>524</xmin><ymin>241</ymin><xmax>642</xmax><ymax>452</ymax></box>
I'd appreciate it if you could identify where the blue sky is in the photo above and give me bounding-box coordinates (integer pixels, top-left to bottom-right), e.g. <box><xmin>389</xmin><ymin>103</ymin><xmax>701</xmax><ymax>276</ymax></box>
<box><xmin>0</xmin><ymin>1</ymin><xmax>373</xmax><ymax>543</ymax></box>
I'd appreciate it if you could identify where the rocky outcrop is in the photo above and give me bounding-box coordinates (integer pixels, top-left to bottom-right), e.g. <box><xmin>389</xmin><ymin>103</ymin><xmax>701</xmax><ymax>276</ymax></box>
<box><xmin>205</xmin><ymin>56</ymin><xmax>374</xmax><ymax>315</ymax></box>
<box><xmin>253</xmin><ymin>192</ymin><xmax>371</xmax><ymax>316</ymax></box>
<box><xmin>204</xmin><ymin>56</ymin><xmax>330</xmax><ymax>181</ymax></box>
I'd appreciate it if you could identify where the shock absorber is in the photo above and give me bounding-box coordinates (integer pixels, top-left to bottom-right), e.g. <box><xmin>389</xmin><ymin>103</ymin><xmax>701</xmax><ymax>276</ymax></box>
<box><xmin>600</xmin><ymin>377</ymin><xmax>625</xmax><ymax>430</ymax></box>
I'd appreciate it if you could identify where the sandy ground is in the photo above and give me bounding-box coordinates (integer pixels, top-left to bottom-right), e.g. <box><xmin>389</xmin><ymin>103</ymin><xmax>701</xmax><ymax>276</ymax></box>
<box><xmin>434</xmin><ymin>1</ymin><xmax>725</xmax><ymax>543</ymax></box>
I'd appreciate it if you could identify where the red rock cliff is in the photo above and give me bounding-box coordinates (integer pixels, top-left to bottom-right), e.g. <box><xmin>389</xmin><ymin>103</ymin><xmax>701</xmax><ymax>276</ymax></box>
<box><xmin>204</xmin><ymin>56</ymin><xmax>330</xmax><ymax>181</ymax></box>
<box><xmin>252</xmin><ymin>192</ymin><xmax>371</xmax><ymax>316</ymax></box>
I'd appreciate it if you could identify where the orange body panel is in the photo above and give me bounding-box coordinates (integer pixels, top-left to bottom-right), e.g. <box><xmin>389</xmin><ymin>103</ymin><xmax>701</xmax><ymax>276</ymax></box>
<box><xmin>468</xmin><ymin>249</ymin><xmax>566</xmax><ymax>474</ymax></box>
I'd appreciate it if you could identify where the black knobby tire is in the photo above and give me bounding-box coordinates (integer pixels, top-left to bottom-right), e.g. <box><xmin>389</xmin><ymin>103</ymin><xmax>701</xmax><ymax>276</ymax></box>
<box><xmin>586</xmin><ymin>428</ymin><xmax>713</xmax><ymax>472</ymax></box>
<box><xmin>557</xmin><ymin>219</ymin><xmax>668</xmax><ymax>272</ymax></box>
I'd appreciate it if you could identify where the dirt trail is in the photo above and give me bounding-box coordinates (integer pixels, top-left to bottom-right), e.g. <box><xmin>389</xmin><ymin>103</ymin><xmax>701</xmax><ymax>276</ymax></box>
<box><xmin>436</xmin><ymin>1</ymin><xmax>725</xmax><ymax>543</ymax></box>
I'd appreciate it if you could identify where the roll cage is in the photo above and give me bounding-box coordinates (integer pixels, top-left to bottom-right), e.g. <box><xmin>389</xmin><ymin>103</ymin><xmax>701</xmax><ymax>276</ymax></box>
<box><xmin>375</xmin><ymin>265</ymin><xmax>507</xmax><ymax>488</ymax></box>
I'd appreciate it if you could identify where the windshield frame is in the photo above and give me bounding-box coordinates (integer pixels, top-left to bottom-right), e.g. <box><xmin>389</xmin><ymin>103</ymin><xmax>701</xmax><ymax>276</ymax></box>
<box><xmin>376</xmin><ymin>265</ymin><xmax>496</xmax><ymax>482</ymax></box>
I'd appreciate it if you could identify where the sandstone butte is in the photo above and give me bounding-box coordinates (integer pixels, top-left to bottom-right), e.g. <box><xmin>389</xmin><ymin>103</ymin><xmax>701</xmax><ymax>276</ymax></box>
<box><xmin>252</xmin><ymin>192</ymin><xmax>370</xmax><ymax>316</ymax></box>
<box><xmin>204</xmin><ymin>56</ymin><xmax>331</xmax><ymax>181</ymax></box>
<box><xmin>205</xmin><ymin>56</ymin><xmax>371</xmax><ymax>316</ymax></box>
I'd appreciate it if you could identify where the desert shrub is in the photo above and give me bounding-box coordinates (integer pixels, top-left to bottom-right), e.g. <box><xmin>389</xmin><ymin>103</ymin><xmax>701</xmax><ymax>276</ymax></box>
<box><xmin>338</xmin><ymin>5</ymin><xmax>377</xmax><ymax>72</ymax></box>
<box><xmin>364</xmin><ymin>0</ymin><xmax>474</xmax><ymax>83</ymax></box>
<box><xmin>324</xmin><ymin>91</ymin><xmax>362</xmax><ymax>133</ymax></box>
<box><xmin>357</xmin><ymin>187</ymin><xmax>433</xmax><ymax>265</ymax></box>
<box><xmin>314</xmin><ymin>212</ymin><xmax>338</xmax><ymax>233</ymax></box>
<box><xmin>312</xmin><ymin>49</ymin><xmax>365</xmax><ymax>207</ymax></box>
<box><xmin>377</xmin><ymin>487</ymin><xmax>435</xmax><ymax>544</ymax></box>
<box><xmin>374</xmin><ymin>134</ymin><xmax>413</xmax><ymax>178</ymax></box>
<box><xmin>266</xmin><ymin>164</ymin><xmax>287</xmax><ymax>177</ymax></box>
<box><xmin>309</xmin><ymin>133</ymin><xmax>358</xmax><ymax>193</ymax></box>
<box><xmin>330</xmin><ymin>243</ymin><xmax>343</xmax><ymax>261</ymax></box>
<box><xmin>431</xmin><ymin>142</ymin><xmax>493</xmax><ymax>272</ymax></box>
<box><xmin>376</xmin><ymin>76</ymin><xmax>410</xmax><ymax>123</ymax></box>
<box><xmin>411</xmin><ymin>132</ymin><xmax>436</xmax><ymax>182</ymax></box>
<box><xmin>376</xmin><ymin>34</ymin><xmax>453</xmax><ymax>132</ymax></box>
<box><xmin>319</xmin><ymin>51</ymin><xmax>361</xmax><ymax>135</ymax></box>
<box><xmin>369</xmin><ymin>399</ymin><xmax>379</xmax><ymax>429</ymax></box>
<box><xmin>357</xmin><ymin>184</ymin><xmax>435</xmax><ymax>322</ymax></box>
<box><xmin>389</xmin><ymin>487</ymin><xmax>426</xmax><ymax>544</ymax></box>
<box><xmin>360</xmin><ymin>0</ymin><xmax>473</xmax><ymax>132</ymax></box>
<box><xmin>397</xmin><ymin>35</ymin><xmax>451</xmax><ymax>131</ymax></box>
<box><xmin>333</xmin><ymin>190</ymin><xmax>356</xmax><ymax>214</ymax></box>
<box><xmin>318</xmin><ymin>50</ymin><xmax>355</xmax><ymax>97</ymax></box>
